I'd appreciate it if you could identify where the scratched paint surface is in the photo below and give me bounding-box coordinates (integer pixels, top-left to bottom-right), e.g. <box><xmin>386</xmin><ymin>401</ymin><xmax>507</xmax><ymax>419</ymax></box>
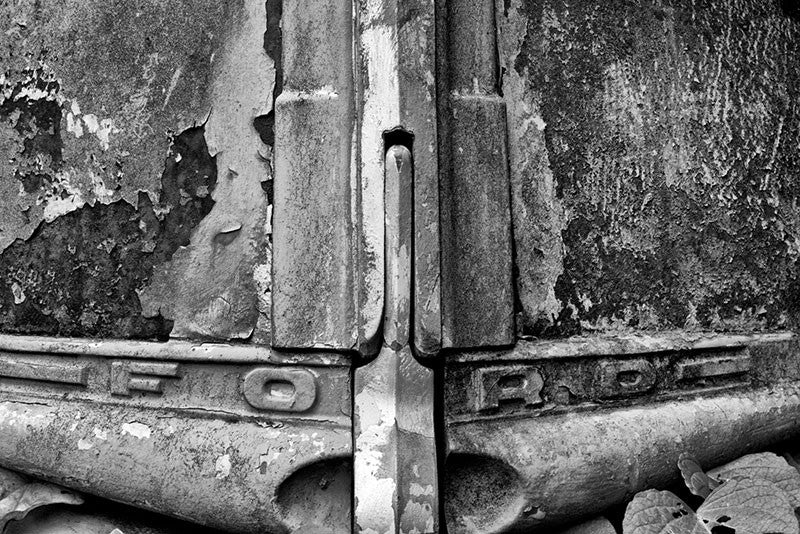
<box><xmin>0</xmin><ymin>0</ymin><xmax>276</xmax><ymax>339</ymax></box>
<box><xmin>502</xmin><ymin>0</ymin><xmax>800</xmax><ymax>336</ymax></box>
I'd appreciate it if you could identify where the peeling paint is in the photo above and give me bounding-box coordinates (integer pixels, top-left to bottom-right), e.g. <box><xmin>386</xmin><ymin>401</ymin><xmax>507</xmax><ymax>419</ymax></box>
<box><xmin>400</xmin><ymin>500</ymin><xmax>435</xmax><ymax>534</ymax></box>
<box><xmin>0</xmin><ymin>124</ymin><xmax>216</xmax><ymax>338</ymax></box>
<box><xmin>137</xmin><ymin>0</ymin><xmax>274</xmax><ymax>341</ymax></box>
<box><xmin>355</xmin><ymin>373</ymin><xmax>399</xmax><ymax>533</ymax></box>
<box><xmin>0</xmin><ymin>0</ymin><xmax>226</xmax><ymax>243</ymax></box>
<box><xmin>215</xmin><ymin>453</ymin><xmax>232</xmax><ymax>479</ymax></box>
<box><xmin>0</xmin><ymin>0</ymin><xmax>276</xmax><ymax>340</ymax></box>
<box><xmin>409</xmin><ymin>483</ymin><xmax>435</xmax><ymax>497</ymax></box>
<box><xmin>358</xmin><ymin>1</ymin><xmax>401</xmax><ymax>349</ymax></box>
<box><xmin>0</xmin><ymin>403</ymin><xmax>54</xmax><ymax>431</ymax></box>
<box><xmin>121</xmin><ymin>422</ymin><xmax>151</xmax><ymax>440</ymax></box>
<box><xmin>499</xmin><ymin>0</ymin><xmax>566</xmax><ymax>336</ymax></box>
<box><xmin>10</xmin><ymin>283</ymin><xmax>25</xmax><ymax>305</ymax></box>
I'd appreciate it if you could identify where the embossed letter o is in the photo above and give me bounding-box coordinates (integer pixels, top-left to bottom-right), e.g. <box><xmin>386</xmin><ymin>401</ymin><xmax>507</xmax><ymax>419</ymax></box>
<box><xmin>243</xmin><ymin>368</ymin><xmax>317</xmax><ymax>412</ymax></box>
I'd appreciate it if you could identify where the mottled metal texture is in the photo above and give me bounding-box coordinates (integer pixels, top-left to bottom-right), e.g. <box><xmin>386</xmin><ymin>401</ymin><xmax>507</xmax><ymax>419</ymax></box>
<box><xmin>272</xmin><ymin>0</ymin><xmax>440</xmax><ymax>357</ymax></box>
<box><xmin>444</xmin><ymin>333</ymin><xmax>800</xmax><ymax>532</ymax></box>
<box><xmin>354</xmin><ymin>345</ymin><xmax>438</xmax><ymax>534</ymax></box>
<box><xmin>3</xmin><ymin>499</ymin><xmax>226</xmax><ymax>534</ymax></box>
<box><xmin>397</xmin><ymin>0</ymin><xmax>441</xmax><ymax>358</ymax></box>
<box><xmin>355</xmin><ymin>0</ymin><xmax>442</xmax><ymax>358</ymax></box>
<box><xmin>499</xmin><ymin>0</ymin><xmax>800</xmax><ymax>336</ymax></box>
<box><xmin>272</xmin><ymin>0</ymin><xmax>358</xmax><ymax>350</ymax></box>
<box><xmin>356</xmin><ymin>0</ymin><xmax>394</xmax><ymax>357</ymax></box>
<box><xmin>0</xmin><ymin>337</ymin><xmax>352</xmax><ymax>533</ymax></box>
<box><xmin>439</xmin><ymin>0</ymin><xmax>515</xmax><ymax>349</ymax></box>
<box><xmin>0</xmin><ymin>0</ymin><xmax>275</xmax><ymax>341</ymax></box>
<box><xmin>354</xmin><ymin>147</ymin><xmax>438</xmax><ymax>533</ymax></box>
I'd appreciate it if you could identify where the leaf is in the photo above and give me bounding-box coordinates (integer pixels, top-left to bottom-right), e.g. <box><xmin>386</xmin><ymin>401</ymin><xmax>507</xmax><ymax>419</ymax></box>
<box><xmin>677</xmin><ymin>453</ymin><xmax>718</xmax><ymax>499</ymax></box>
<box><xmin>662</xmin><ymin>514</ymin><xmax>711</xmax><ymax>534</ymax></box>
<box><xmin>697</xmin><ymin>477</ymin><xmax>799</xmax><ymax>534</ymax></box>
<box><xmin>623</xmin><ymin>489</ymin><xmax>709</xmax><ymax>534</ymax></box>
<box><xmin>783</xmin><ymin>452</ymin><xmax>800</xmax><ymax>472</ymax></box>
<box><xmin>708</xmin><ymin>452</ymin><xmax>800</xmax><ymax>508</ymax></box>
<box><xmin>0</xmin><ymin>482</ymin><xmax>84</xmax><ymax>530</ymax></box>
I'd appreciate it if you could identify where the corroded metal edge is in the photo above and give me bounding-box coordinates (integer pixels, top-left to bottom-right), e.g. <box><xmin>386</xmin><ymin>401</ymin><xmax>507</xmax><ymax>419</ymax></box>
<box><xmin>448</xmin><ymin>331</ymin><xmax>795</xmax><ymax>363</ymax></box>
<box><xmin>0</xmin><ymin>334</ymin><xmax>350</xmax><ymax>365</ymax></box>
<box><xmin>446</xmin><ymin>331</ymin><xmax>799</xmax><ymax>423</ymax></box>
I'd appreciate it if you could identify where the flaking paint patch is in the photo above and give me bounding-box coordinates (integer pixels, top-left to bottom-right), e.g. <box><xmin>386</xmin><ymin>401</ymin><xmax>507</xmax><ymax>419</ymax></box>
<box><xmin>40</xmin><ymin>169</ymin><xmax>118</xmax><ymax>223</ymax></box>
<box><xmin>138</xmin><ymin>0</ymin><xmax>274</xmax><ymax>340</ymax></box>
<box><xmin>215</xmin><ymin>454</ymin><xmax>232</xmax><ymax>479</ymax></box>
<box><xmin>400</xmin><ymin>500</ymin><xmax>435</xmax><ymax>534</ymax></box>
<box><xmin>10</xmin><ymin>283</ymin><xmax>25</xmax><ymax>305</ymax></box>
<box><xmin>139</xmin><ymin>0</ymin><xmax>275</xmax><ymax>339</ymax></box>
<box><xmin>409</xmin><ymin>483</ymin><xmax>434</xmax><ymax>497</ymax></box>
<box><xmin>0</xmin><ymin>403</ymin><xmax>55</xmax><ymax>431</ymax></box>
<box><xmin>499</xmin><ymin>0</ymin><xmax>566</xmax><ymax>334</ymax></box>
<box><xmin>0</xmin><ymin>2</ymin><xmax>247</xmax><ymax>338</ymax></box>
<box><xmin>355</xmin><ymin>349</ymin><xmax>401</xmax><ymax>533</ymax></box>
<box><xmin>66</xmin><ymin>103</ymin><xmax>119</xmax><ymax>151</ymax></box>
<box><xmin>0</xmin><ymin>0</ymin><xmax>227</xmax><ymax>250</ymax></box>
<box><xmin>358</xmin><ymin>2</ymin><xmax>402</xmax><ymax>348</ymax></box>
<box><xmin>121</xmin><ymin>422</ymin><xmax>151</xmax><ymax>440</ymax></box>
<box><xmin>0</xmin><ymin>68</ymin><xmax>62</xmax><ymax>252</ymax></box>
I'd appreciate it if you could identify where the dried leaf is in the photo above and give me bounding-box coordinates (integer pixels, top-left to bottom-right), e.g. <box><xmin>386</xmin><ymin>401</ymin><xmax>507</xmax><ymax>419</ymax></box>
<box><xmin>783</xmin><ymin>452</ymin><xmax>800</xmax><ymax>472</ymax></box>
<box><xmin>708</xmin><ymin>452</ymin><xmax>800</xmax><ymax>508</ymax></box>
<box><xmin>622</xmin><ymin>489</ymin><xmax>707</xmax><ymax>534</ymax></box>
<box><xmin>0</xmin><ymin>482</ymin><xmax>84</xmax><ymax>530</ymax></box>
<box><xmin>697</xmin><ymin>477</ymin><xmax>798</xmax><ymax>534</ymax></box>
<box><xmin>677</xmin><ymin>453</ymin><xmax>718</xmax><ymax>499</ymax></box>
<box><xmin>662</xmin><ymin>514</ymin><xmax>711</xmax><ymax>534</ymax></box>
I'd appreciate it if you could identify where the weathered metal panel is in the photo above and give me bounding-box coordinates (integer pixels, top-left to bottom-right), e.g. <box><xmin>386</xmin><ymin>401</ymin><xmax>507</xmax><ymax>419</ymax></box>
<box><xmin>499</xmin><ymin>0</ymin><xmax>800</xmax><ymax>336</ymax></box>
<box><xmin>397</xmin><ymin>0</ymin><xmax>442</xmax><ymax>358</ymax></box>
<box><xmin>354</xmin><ymin>146</ymin><xmax>438</xmax><ymax>533</ymax></box>
<box><xmin>355</xmin><ymin>0</ymin><xmax>442</xmax><ymax>358</ymax></box>
<box><xmin>272</xmin><ymin>0</ymin><xmax>357</xmax><ymax>350</ymax></box>
<box><xmin>440</xmin><ymin>0</ymin><xmax>515</xmax><ymax>349</ymax></box>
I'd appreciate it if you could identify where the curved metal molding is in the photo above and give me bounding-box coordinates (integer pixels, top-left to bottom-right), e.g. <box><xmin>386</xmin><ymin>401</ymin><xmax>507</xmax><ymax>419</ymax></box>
<box><xmin>0</xmin><ymin>334</ymin><xmax>353</xmax><ymax>532</ymax></box>
<box><xmin>0</xmin><ymin>334</ymin><xmax>350</xmax><ymax>365</ymax></box>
